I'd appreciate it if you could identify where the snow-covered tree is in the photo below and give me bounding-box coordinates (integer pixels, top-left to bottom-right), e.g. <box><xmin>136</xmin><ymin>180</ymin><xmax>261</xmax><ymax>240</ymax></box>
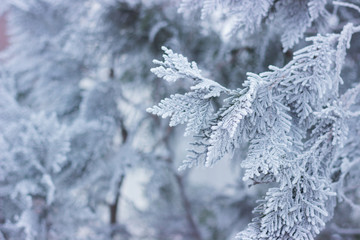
<box><xmin>1</xmin><ymin>0</ymin><xmax>360</xmax><ymax>240</ymax></box>
<box><xmin>149</xmin><ymin>1</ymin><xmax>360</xmax><ymax>240</ymax></box>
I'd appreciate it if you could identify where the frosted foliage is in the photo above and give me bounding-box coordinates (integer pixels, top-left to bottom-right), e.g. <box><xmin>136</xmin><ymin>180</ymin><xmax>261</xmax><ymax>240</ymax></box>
<box><xmin>2</xmin><ymin>0</ymin><xmax>360</xmax><ymax>240</ymax></box>
<box><xmin>0</xmin><ymin>103</ymin><xmax>70</xmax><ymax>239</ymax></box>
<box><xmin>151</xmin><ymin>46</ymin><xmax>228</xmax><ymax>98</ymax></box>
<box><xmin>1</xmin><ymin>110</ymin><xmax>69</xmax><ymax>185</ymax></box>
<box><xmin>273</xmin><ymin>0</ymin><xmax>312</xmax><ymax>51</ymax></box>
<box><xmin>179</xmin><ymin>0</ymin><xmax>274</xmax><ymax>33</ymax></box>
<box><xmin>148</xmin><ymin>91</ymin><xmax>214</xmax><ymax>136</ymax></box>
<box><xmin>149</xmin><ymin>11</ymin><xmax>360</xmax><ymax>240</ymax></box>
<box><xmin>147</xmin><ymin>46</ymin><xmax>229</xmax><ymax>137</ymax></box>
<box><xmin>179</xmin><ymin>0</ymin><xmax>330</xmax><ymax>50</ymax></box>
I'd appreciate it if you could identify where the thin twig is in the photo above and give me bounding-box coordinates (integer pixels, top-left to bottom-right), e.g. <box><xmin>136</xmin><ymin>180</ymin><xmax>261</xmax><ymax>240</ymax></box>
<box><xmin>334</xmin><ymin>1</ymin><xmax>360</xmax><ymax>15</ymax></box>
<box><xmin>174</xmin><ymin>173</ymin><xmax>203</xmax><ymax>240</ymax></box>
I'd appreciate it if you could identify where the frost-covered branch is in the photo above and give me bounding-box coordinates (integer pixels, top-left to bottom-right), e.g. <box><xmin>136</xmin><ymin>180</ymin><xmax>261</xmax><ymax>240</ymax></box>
<box><xmin>148</xmin><ymin>19</ymin><xmax>360</xmax><ymax>239</ymax></box>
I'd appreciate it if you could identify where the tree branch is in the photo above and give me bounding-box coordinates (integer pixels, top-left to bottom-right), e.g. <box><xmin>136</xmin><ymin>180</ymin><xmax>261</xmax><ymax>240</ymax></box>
<box><xmin>109</xmin><ymin>174</ymin><xmax>125</xmax><ymax>225</ymax></box>
<box><xmin>174</xmin><ymin>173</ymin><xmax>203</xmax><ymax>240</ymax></box>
